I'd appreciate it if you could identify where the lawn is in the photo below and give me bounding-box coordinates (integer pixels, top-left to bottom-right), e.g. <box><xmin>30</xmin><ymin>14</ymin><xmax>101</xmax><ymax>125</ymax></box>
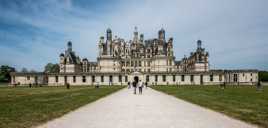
<box><xmin>0</xmin><ymin>85</ymin><xmax>124</xmax><ymax>128</ymax></box>
<box><xmin>152</xmin><ymin>85</ymin><xmax>268</xmax><ymax>128</ymax></box>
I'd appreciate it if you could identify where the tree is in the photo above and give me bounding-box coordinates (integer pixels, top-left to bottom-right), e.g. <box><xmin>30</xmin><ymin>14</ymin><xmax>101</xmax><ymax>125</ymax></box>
<box><xmin>44</xmin><ymin>63</ymin><xmax>60</xmax><ymax>73</ymax></box>
<box><xmin>21</xmin><ymin>67</ymin><xmax>28</xmax><ymax>73</ymax></box>
<box><xmin>259</xmin><ymin>71</ymin><xmax>268</xmax><ymax>82</ymax></box>
<box><xmin>0</xmin><ymin>65</ymin><xmax>15</xmax><ymax>82</ymax></box>
<box><xmin>29</xmin><ymin>69</ymin><xmax>37</xmax><ymax>73</ymax></box>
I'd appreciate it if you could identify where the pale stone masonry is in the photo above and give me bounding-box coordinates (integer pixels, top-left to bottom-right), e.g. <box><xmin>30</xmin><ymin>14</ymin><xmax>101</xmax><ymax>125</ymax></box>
<box><xmin>10</xmin><ymin>27</ymin><xmax>258</xmax><ymax>86</ymax></box>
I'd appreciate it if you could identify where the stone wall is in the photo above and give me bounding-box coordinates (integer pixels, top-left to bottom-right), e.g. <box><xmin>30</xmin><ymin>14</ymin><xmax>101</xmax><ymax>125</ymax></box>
<box><xmin>10</xmin><ymin>71</ymin><xmax>258</xmax><ymax>86</ymax></box>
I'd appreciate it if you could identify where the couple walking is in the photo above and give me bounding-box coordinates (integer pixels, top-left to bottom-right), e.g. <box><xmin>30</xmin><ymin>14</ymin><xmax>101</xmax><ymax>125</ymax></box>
<box><xmin>132</xmin><ymin>80</ymin><xmax>144</xmax><ymax>94</ymax></box>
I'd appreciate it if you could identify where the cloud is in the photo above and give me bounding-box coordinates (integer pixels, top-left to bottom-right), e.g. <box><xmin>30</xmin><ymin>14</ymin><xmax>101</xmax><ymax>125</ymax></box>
<box><xmin>0</xmin><ymin>0</ymin><xmax>267</xmax><ymax>71</ymax></box>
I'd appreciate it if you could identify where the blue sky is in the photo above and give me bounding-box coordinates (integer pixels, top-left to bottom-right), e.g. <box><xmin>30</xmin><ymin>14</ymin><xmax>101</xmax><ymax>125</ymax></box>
<box><xmin>0</xmin><ymin>0</ymin><xmax>268</xmax><ymax>71</ymax></box>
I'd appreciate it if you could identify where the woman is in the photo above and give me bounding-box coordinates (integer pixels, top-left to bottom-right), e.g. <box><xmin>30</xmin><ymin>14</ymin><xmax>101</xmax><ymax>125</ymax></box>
<box><xmin>138</xmin><ymin>80</ymin><xmax>143</xmax><ymax>94</ymax></box>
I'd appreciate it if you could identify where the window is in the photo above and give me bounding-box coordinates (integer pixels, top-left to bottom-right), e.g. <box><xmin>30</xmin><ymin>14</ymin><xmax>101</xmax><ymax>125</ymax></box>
<box><xmin>181</xmin><ymin>75</ymin><xmax>185</xmax><ymax>82</ymax></box>
<box><xmin>233</xmin><ymin>74</ymin><xmax>238</xmax><ymax>82</ymax></box>
<box><xmin>119</xmin><ymin>75</ymin><xmax>122</xmax><ymax>82</ymax></box>
<box><xmin>83</xmin><ymin>76</ymin><xmax>87</xmax><ymax>83</ymax></box>
<box><xmin>155</xmin><ymin>75</ymin><xmax>158</xmax><ymax>82</ymax></box>
<box><xmin>162</xmin><ymin>75</ymin><xmax>166</xmax><ymax>82</ymax></box>
<box><xmin>55</xmin><ymin>76</ymin><xmax>58</xmax><ymax>82</ymax></box>
<box><xmin>250</xmin><ymin>73</ymin><xmax>252</xmax><ymax>76</ymax></box>
<box><xmin>139</xmin><ymin>61</ymin><xmax>141</xmax><ymax>66</ymax></box>
<box><xmin>219</xmin><ymin>75</ymin><xmax>222</xmax><ymax>81</ymax></box>
<box><xmin>27</xmin><ymin>76</ymin><xmax>30</xmax><ymax>80</ymax></box>
<box><xmin>73</xmin><ymin>76</ymin><xmax>76</xmax><ymax>83</ymax></box>
<box><xmin>210</xmin><ymin>74</ymin><xmax>213</xmax><ymax>82</ymax></box>
<box><xmin>190</xmin><ymin>75</ymin><xmax>194</xmax><ymax>82</ymax></box>
<box><xmin>91</xmin><ymin>76</ymin><xmax>95</xmax><ymax>83</ymax></box>
<box><xmin>125</xmin><ymin>76</ymin><xmax>128</xmax><ymax>82</ymax></box>
<box><xmin>101</xmin><ymin>76</ymin><xmax>104</xmax><ymax>82</ymax></box>
<box><xmin>146</xmin><ymin>75</ymin><xmax>150</xmax><ymax>82</ymax></box>
<box><xmin>173</xmin><ymin>75</ymin><xmax>176</xmax><ymax>82</ymax></box>
<box><xmin>64</xmin><ymin>76</ymin><xmax>67</xmax><ymax>83</ymax></box>
<box><xmin>200</xmin><ymin>75</ymin><xmax>203</xmax><ymax>84</ymax></box>
<box><xmin>109</xmin><ymin>75</ymin><xmax>113</xmax><ymax>82</ymax></box>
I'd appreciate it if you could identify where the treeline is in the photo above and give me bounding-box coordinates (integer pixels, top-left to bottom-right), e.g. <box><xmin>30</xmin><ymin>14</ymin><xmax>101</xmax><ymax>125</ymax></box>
<box><xmin>0</xmin><ymin>65</ymin><xmax>15</xmax><ymax>82</ymax></box>
<box><xmin>0</xmin><ymin>63</ymin><xmax>59</xmax><ymax>83</ymax></box>
<box><xmin>259</xmin><ymin>71</ymin><xmax>268</xmax><ymax>82</ymax></box>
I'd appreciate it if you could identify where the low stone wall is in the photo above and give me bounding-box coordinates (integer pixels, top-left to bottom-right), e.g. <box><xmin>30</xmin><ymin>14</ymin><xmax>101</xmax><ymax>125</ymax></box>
<box><xmin>10</xmin><ymin>71</ymin><xmax>259</xmax><ymax>86</ymax></box>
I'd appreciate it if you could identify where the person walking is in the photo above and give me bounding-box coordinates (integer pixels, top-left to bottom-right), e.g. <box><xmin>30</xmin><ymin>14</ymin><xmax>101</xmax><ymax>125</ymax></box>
<box><xmin>128</xmin><ymin>82</ymin><xmax>131</xmax><ymax>89</ymax></box>
<box><xmin>132</xmin><ymin>81</ymin><xmax>137</xmax><ymax>94</ymax></box>
<box><xmin>138</xmin><ymin>80</ymin><xmax>143</xmax><ymax>94</ymax></box>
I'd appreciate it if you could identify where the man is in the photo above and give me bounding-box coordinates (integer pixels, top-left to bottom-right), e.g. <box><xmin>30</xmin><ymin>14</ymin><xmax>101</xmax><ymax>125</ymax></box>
<box><xmin>96</xmin><ymin>82</ymin><xmax>100</xmax><ymax>88</ymax></box>
<box><xmin>132</xmin><ymin>81</ymin><xmax>137</xmax><ymax>94</ymax></box>
<box><xmin>66</xmin><ymin>83</ymin><xmax>70</xmax><ymax>89</ymax></box>
<box><xmin>145</xmin><ymin>82</ymin><xmax>148</xmax><ymax>89</ymax></box>
<box><xmin>138</xmin><ymin>80</ymin><xmax>143</xmax><ymax>94</ymax></box>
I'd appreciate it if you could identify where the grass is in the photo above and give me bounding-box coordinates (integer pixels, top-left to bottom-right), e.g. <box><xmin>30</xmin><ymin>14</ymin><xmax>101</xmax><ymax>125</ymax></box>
<box><xmin>0</xmin><ymin>85</ymin><xmax>124</xmax><ymax>128</ymax></box>
<box><xmin>152</xmin><ymin>85</ymin><xmax>268</xmax><ymax>128</ymax></box>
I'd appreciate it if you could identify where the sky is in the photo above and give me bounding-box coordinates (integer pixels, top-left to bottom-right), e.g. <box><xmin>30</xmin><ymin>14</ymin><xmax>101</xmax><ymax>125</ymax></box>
<box><xmin>0</xmin><ymin>0</ymin><xmax>268</xmax><ymax>71</ymax></box>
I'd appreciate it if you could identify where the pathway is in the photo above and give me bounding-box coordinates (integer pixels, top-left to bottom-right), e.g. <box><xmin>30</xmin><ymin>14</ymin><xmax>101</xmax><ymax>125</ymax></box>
<box><xmin>37</xmin><ymin>87</ymin><xmax>257</xmax><ymax>128</ymax></box>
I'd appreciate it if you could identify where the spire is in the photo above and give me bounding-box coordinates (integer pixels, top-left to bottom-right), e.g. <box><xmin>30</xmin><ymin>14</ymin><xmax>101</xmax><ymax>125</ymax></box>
<box><xmin>99</xmin><ymin>36</ymin><xmax>104</xmax><ymax>44</ymax></box>
<box><xmin>134</xmin><ymin>26</ymin><xmax>138</xmax><ymax>32</ymax></box>
<box><xmin>197</xmin><ymin>40</ymin><xmax>202</xmax><ymax>49</ymax></box>
<box><xmin>133</xmin><ymin>26</ymin><xmax>139</xmax><ymax>43</ymax></box>
<box><xmin>67</xmin><ymin>41</ymin><xmax>72</xmax><ymax>51</ymax></box>
<box><xmin>140</xmin><ymin>34</ymin><xmax>144</xmax><ymax>42</ymax></box>
<box><xmin>158</xmin><ymin>28</ymin><xmax>165</xmax><ymax>41</ymax></box>
<box><xmin>106</xmin><ymin>28</ymin><xmax>112</xmax><ymax>41</ymax></box>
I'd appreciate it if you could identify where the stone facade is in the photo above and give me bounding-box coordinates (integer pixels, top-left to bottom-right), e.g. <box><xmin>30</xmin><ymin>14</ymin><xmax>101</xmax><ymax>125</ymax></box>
<box><xmin>10</xmin><ymin>27</ymin><xmax>258</xmax><ymax>86</ymax></box>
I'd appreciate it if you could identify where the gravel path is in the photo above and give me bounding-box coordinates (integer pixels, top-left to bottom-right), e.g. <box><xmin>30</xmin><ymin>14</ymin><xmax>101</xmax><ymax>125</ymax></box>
<box><xmin>37</xmin><ymin>87</ymin><xmax>257</xmax><ymax>128</ymax></box>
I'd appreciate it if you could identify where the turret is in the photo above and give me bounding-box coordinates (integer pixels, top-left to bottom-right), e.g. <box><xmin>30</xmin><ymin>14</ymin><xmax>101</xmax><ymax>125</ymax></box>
<box><xmin>158</xmin><ymin>28</ymin><xmax>165</xmax><ymax>41</ymax></box>
<box><xmin>168</xmin><ymin>37</ymin><xmax>173</xmax><ymax>45</ymax></box>
<box><xmin>197</xmin><ymin>40</ymin><xmax>202</xmax><ymax>49</ymax></box>
<box><xmin>106</xmin><ymin>28</ymin><xmax>112</xmax><ymax>41</ymax></box>
<box><xmin>167</xmin><ymin>38</ymin><xmax>173</xmax><ymax>56</ymax></box>
<box><xmin>100</xmin><ymin>36</ymin><xmax>104</xmax><ymax>44</ymax></box>
<box><xmin>140</xmin><ymin>34</ymin><xmax>144</xmax><ymax>43</ymax></box>
<box><xmin>99</xmin><ymin>36</ymin><xmax>105</xmax><ymax>56</ymax></box>
<box><xmin>67</xmin><ymin>41</ymin><xmax>72</xmax><ymax>51</ymax></box>
<box><xmin>106</xmin><ymin>28</ymin><xmax>112</xmax><ymax>55</ymax></box>
<box><xmin>59</xmin><ymin>53</ymin><xmax>65</xmax><ymax>64</ymax></box>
